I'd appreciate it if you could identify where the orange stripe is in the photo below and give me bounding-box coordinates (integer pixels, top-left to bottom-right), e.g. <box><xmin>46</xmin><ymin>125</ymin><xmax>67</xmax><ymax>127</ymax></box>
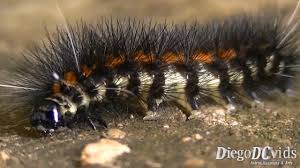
<box><xmin>105</xmin><ymin>55</ymin><xmax>125</xmax><ymax>69</ymax></box>
<box><xmin>161</xmin><ymin>52</ymin><xmax>184</xmax><ymax>64</ymax></box>
<box><xmin>64</xmin><ymin>71</ymin><xmax>77</xmax><ymax>85</ymax></box>
<box><xmin>134</xmin><ymin>51</ymin><xmax>155</xmax><ymax>64</ymax></box>
<box><xmin>81</xmin><ymin>64</ymin><xmax>96</xmax><ymax>77</ymax></box>
<box><xmin>219</xmin><ymin>49</ymin><xmax>237</xmax><ymax>60</ymax></box>
<box><xmin>52</xmin><ymin>82</ymin><xmax>61</xmax><ymax>94</ymax></box>
<box><xmin>192</xmin><ymin>52</ymin><xmax>214</xmax><ymax>64</ymax></box>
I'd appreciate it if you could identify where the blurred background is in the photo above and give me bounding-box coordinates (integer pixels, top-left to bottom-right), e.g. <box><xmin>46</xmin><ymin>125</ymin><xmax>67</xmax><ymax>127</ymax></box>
<box><xmin>0</xmin><ymin>0</ymin><xmax>297</xmax><ymax>68</ymax></box>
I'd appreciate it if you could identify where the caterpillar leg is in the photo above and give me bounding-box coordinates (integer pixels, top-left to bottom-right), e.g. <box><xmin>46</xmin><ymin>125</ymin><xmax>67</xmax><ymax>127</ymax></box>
<box><xmin>257</xmin><ymin>54</ymin><xmax>268</xmax><ymax>81</ymax></box>
<box><xmin>126</xmin><ymin>72</ymin><xmax>141</xmax><ymax>96</ymax></box>
<box><xmin>232</xmin><ymin>58</ymin><xmax>262</xmax><ymax>104</ymax></box>
<box><xmin>218</xmin><ymin>72</ymin><xmax>236</xmax><ymax>113</ymax></box>
<box><xmin>257</xmin><ymin>52</ymin><xmax>294</xmax><ymax>97</ymax></box>
<box><xmin>276</xmin><ymin>69</ymin><xmax>295</xmax><ymax>97</ymax></box>
<box><xmin>68</xmin><ymin>103</ymin><xmax>107</xmax><ymax>130</ymax></box>
<box><xmin>105</xmin><ymin>76</ymin><xmax>119</xmax><ymax>99</ymax></box>
<box><xmin>208</xmin><ymin>61</ymin><xmax>237</xmax><ymax>113</ymax></box>
<box><xmin>271</xmin><ymin>54</ymin><xmax>295</xmax><ymax>94</ymax></box>
<box><xmin>185</xmin><ymin>71</ymin><xmax>200</xmax><ymax>110</ymax></box>
<box><xmin>66</xmin><ymin>106</ymin><xmax>96</xmax><ymax>129</ymax></box>
<box><xmin>88</xmin><ymin>103</ymin><xmax>108</xmax><ymax>129</ymax></box>
<box><xmin>255</xmin><ymin>54</ymin><xmax>279</xmax><ymax>99</ymax></box>
<box><xmin>143</xmin><ymin>72</ymin><xmax>165</xmax><ymax>121</ymax></box>
<box><xmin>185</xmin><ymin>70</ymin><xmax>203</xmax><ymax>120</ymax></box>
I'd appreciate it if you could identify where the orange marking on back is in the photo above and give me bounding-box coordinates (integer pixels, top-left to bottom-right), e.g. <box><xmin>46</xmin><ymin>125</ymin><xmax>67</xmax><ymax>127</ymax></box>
<box><xmin>192</xmin><ymin>52</ymin><xmax>214</xmax><ymax>64</ymax></box>
<box><xmin>64</xmin><ymin>71</ymin><xmax>77</xmax><ymax>85</ymax></box>
<box><xmin>52</xmin><ymin>82</ymin><xmax>61</xmax><ymax>94</ymax></box>
<box><xmin>219</xmin><ymin>49</ymin><xmax>237</xmax><ymax>60</ymax></box>
<box><xmin>81</xmin><ymin>64</ymin><xmax>96</xmax><ymax>77</ymax></box>
<box><xmin>161</xmin><ymin>52</ymin><xmax>184</xmax><ymax>64</ymax></box>
<box><xmin>134</xmin><ymin>51</ymin><xmax>155</xmax><ymax>64</ymax></box>
<box><xmin>105</xmin><ymin>55</ymin><xmax>125</xmax><ymax>69</ymax></box>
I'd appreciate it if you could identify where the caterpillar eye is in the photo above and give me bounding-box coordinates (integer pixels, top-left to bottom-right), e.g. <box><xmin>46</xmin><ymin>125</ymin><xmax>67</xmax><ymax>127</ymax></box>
<box><xmin>31</xmin><ymin>100</ymin><xmax>64</xmax><ymax>134</ymax></box>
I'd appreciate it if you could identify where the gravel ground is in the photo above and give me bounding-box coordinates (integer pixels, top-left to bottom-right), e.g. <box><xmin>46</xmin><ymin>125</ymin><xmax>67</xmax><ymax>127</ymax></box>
<box><xmin>1</xmin><ymin>100</ymin><xmax>300</xmax><ymax>168</ymax></box>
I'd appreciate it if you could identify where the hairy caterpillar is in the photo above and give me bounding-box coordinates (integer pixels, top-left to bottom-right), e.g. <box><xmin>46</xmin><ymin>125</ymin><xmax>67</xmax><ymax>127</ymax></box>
<box><xmin>0</xmin><ymin>2</ymin><xmax>299</xmax><ymax>135</ymax></box>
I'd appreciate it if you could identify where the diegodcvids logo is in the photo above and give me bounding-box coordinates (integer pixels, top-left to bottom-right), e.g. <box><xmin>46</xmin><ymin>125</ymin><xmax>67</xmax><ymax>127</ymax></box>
<box><xmin>216</xmin><ymin>146</ymin><xmax>297</xmax><ymax>162</ymax></box>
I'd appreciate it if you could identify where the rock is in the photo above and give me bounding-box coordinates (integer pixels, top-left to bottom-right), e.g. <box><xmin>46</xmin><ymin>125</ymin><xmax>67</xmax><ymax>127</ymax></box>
<box><xmin>81</xmin><ymin>139</ymin><xmax>130</xmax><ymax>167</ymax></box>
<box><xmin>214</xmin><ymin>108</ymin><xmax>226</xmax><ymax>116</ymax></box>
<box><xmin>0</xmin><ymin>151</ymin><xmax>9</xmax><ymax>161</ymax></box>
<box><xmin>163</xmin><ymin>124</ymin><xmax>170</xmax><ymax>130</ymax></box>
<box><xmin>182</xmin><ymin>137</ymin><xmax>192</xmax><ymax>143</ymax></box>
<box><xmin>130</xmin><ymin>114</ymin><xmax>134</xmax><ymax>119</ymax></box>
<box><xmin>188</xmin><ymin>110</ymin><xmax>203</xmax><ymax>120</ymax></box>
<box><xmin>0</xmin><ymin>151</ymin><xmax>22</xmax><ymax>168</ymax></box>
<box><xmin>192</xmin><ymin>134</ymin><xmax>203</xmax><ymax>141</ymax></box>
<box><xmin>230</xmin><ymin>121</ymin><xmax>239</xmax><ymax>126</ymax></box>
<box><xmin>117</xmin><ymin>123</ymin><xmax>124</xmax><ymax>128</ymax></box>
<box><xmin>265</xmin><ymin>108</ymin><xmax>272</xmax><ymax>113</ymax></box>
<box><xmin>182</xmin><ymin>134</ymin><xmax>203</xmax><ymax>143</ymax></box>
<box><xmin>107</xmin><ymin>129</ymin><xmax>126</xmax><ymax>139</ymax></box>
<box><xmin>184</xmin><ymin>158</ymin><xmax>205</xmax><ymax>168</ymax></box>
<box><xmin>143</xmin><ymin>111</ymin><xmax>160</xmax><ymax>121</ymax></box>
<box><xmin>145</xmin><ymin>160</ymin><xmax>162</xmax><ymax>168</ymax></box>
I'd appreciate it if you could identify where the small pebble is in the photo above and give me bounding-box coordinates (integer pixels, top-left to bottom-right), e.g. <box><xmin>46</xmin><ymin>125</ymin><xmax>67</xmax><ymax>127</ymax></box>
<box><xmin>182</xmin><ymin>137</ymin><xmax>192</xmax><ymax>143</ymax></box>
<box><xmin>145</xmin><ymin>160</ymin><xmax>162</xmax><ymax>168</ymax></box>
<box><xmin>163</xmin><ymin>124</ymin><xmax>170</xmax><ymax>129</ymax></box>
<box><xmin>117</xmin><ymin>123</ymin><xmax>124</xmax><ymax>128</ymax></box>
<box><xmin>231</xmin><ymin>121</ymin><xmax>239</xmax><ymax>126</ymax></box>
<box><xmin>184</xmin><ymin>158</ymin><xmax>205</xmax><ymax>168</ymax></box>
<box><xmin>265</xmin><ymin>108</ymin><xmax>272</xmax><ymax>113</ymax></box>
<box><xmin>81</xmin><ymin>139</ymin><xmax>130</xmax><ymax>167</ymax></box>
<box><xmin>214</xmin><ymin>108</ymin><xmax>225</xmax><ymax>116</ymax></box>
<box><xmin>107</xmin><ymin>129</ymin><xmax>126</xmax><ymax>139</ymax></box>
<box><xmin>130</xmin><ymin>114</ymin><xmax>134</xmax><ymax>119</ymax></box>
<box><xmin>0</xmin><ymin>151</ymin><xmax>9</xmax><ymax>161</ymax></box>
<box><xmin>192</xmin><ymin>134</ymin><xmax>203</xmax><ymax>141</ymax></box>
<box><xmin>273</xmin><ymin>111</ymin><xmax>279</xmax><ymax>117</ymax></box>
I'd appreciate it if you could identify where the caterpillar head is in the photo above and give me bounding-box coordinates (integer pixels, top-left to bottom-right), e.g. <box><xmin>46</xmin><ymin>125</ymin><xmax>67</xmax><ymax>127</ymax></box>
<box><xmin>31</xmin><ymin>96</ymin><xmax>78</xmax><ymax>134</ymax></box>
<box><xmin>30</xmin><ymin>71</ymin><xmax>105</xmax><ymax>134</ymax></box>
<box><xmin>31</xmin><ymin>99</ymin><xmax>63</xmax><ymax>134</ymax></box>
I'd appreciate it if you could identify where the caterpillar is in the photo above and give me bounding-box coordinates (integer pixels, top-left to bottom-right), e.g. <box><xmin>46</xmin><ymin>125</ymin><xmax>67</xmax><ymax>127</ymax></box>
<box><xmin>0</xmin><ymin>2</ymin><xmax>299</xmax><ymax>135</ymax></box>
